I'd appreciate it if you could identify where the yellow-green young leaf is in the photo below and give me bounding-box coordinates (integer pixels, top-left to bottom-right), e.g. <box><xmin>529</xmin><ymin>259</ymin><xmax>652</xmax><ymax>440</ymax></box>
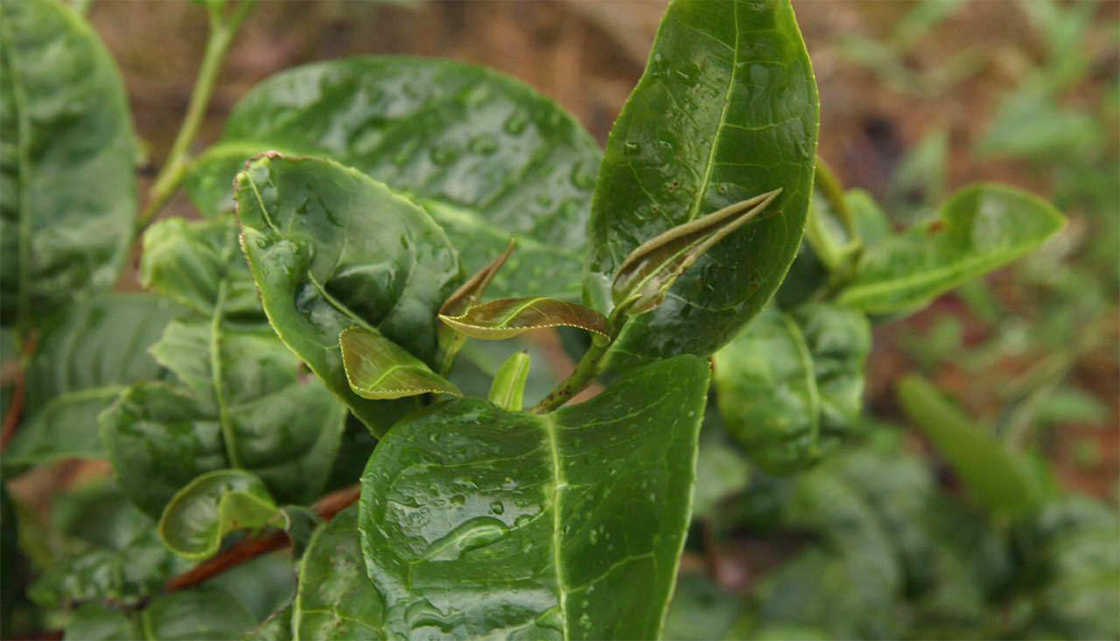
<box><xmin>896</xmin><ymin>374</ymin><xmax>1042</xmax><ymax>518</ymax></box>
<box><xmin>437</xmin><ymin>239</ymin><xmax>516</xmax><ymax>373</ymax></box>
<box><xmin>440</xmin><ymin>297</ymin><xmax>611</xmax><ymax>340</ymax></box>
<box><xmin>340</xmin><ymin>327</ymin><xmax>461</xmax><ymax>400</ymax></box>
<box><xmin>157</xmin><ymin>470</ymin><xmax>279</xmax><ymax>560</ymax></box>
<box><xmin>836</xmin><ymin>184</ymin><xmax>1066</xmax><ymax>314</ymax></box>
<box><xmin>0</xmin><ymin>0</ymin><xmax>138</xmax><ymax>327</ymax></box>
<box><xmin>488</xmin><ymin>351</ymin><xmax>531</xmax><ymax>411</ymax></box>
<box><xmin>611</xmin><ymin>189</ymin><xmax>782</xmax><ymax>316</ymax></box>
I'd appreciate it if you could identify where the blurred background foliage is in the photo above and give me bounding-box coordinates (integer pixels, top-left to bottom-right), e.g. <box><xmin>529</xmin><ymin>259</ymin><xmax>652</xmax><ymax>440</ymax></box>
<box><xmin>3</xmin><ymin>0</ymin><xmax>1117</xmax><ymax>639</ymax></box>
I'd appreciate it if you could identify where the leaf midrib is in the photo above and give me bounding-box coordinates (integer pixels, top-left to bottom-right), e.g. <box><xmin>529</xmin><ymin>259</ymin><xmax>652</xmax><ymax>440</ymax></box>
<box><xmin>538</xmin><ymin>411</ymin><xmax>570</xmax><ymax>639</ymax></box>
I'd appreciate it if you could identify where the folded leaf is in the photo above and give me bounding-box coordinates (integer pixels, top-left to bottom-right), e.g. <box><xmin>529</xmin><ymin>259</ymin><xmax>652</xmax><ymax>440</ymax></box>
<box><xmin>612</xmin><ymin>189</ymin><xmax>781</xmax><ymax>316</ymax></box>
<box><xmin>713</xmin><ymin>304</ymin><xmax>870</xmax><ymax>474</ymax></box>
<box><xmin>0</xmin><ymin>0</ymin><xmax>138</xmax><ymax>327</ymax></box>
<box><xmin>158</xmin><ymin>469</ymin><xmax>280</xmax><ymax>560</ymax></box>
<box><xmin>440</xmin><ymin>297</ymin><xmax>611</xmax><ymax>340</ymax></box>
<box><xmin>488</xmin><ymin>351</ymin><xmax>531</xmax><ymax>411</ymax></box>
<box><xmin>836</xmin><ymin>184</ymin><xmax>1065</xmax><ymax>313</ymax></box>
<box><xmin>896</xmin><ymin>374</ymin><xmax>1042</xmax><ymax>518</ymax></box>
<box><xmin>359</xmin><ymin>355</ymin><xmax>710</xmax><ymax>639</ymax></box>
<box><xmin>185</xmin><ymin>57</ymin><xmax>601</xmax><ymax>300</ymax></box>
<box><xmin>235</xmin><ymin>154</ymin><xmax>460</xmax><ymax>435</ymax></box>
<box><xmin>339</xmin><ymin>326</ymin><xmax>461</xmax><ymax>400</ymax></box>
<box><xmin>585</xmin><ymin>0</ymin><xmax>819</xmax><ymax>369</ymax></box>
<box><xmin>6</xmin><ymin>294</ymin><xmax>179</xmax><ymax>469</ymax></box>
<box><xmin>293</xmin><ymin>506</ymin><xmax>381</xmax><ymax>640</ymax></box>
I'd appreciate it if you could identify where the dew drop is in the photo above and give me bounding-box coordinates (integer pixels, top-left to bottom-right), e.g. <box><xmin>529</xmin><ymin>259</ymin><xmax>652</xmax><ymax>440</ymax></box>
<box><xmin>503</xmin><ymin>112</ymin><xmax>529</xmax><ymax>135</ymax></box>
<box><xmin>489</xmin><ymin>500</ymin><xmax>504</xmax><ymax>515</ymax></box>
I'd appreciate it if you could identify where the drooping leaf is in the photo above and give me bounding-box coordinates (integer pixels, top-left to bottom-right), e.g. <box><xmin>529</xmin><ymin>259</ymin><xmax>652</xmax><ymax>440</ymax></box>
<box><xmin>358</xmin><ymin>355</ymin><xmax>711</xmax><ymax>639</ymax></box>
<box><xmin>585</xmin><ymin>0</ymin><xmax>819</xmax><ymax>370</ymax></box>
<box><xmin>185</xmin><ymin>57</ymin><xmax>601</xmax><ymax>301</ymax></box>
<box><xmin>141</xmin><ymin>216</ymin><xmax>262</xmax><ymax>320</ymax></box>
<box><xmin>896</xmin><ymin>374</ymin><xmax>1042</xmax><ymax>518</ymax></box>
<box><xmin>292</xmin><ymin>506</ymin><xmax>383</xmax><ymax>640</ymax></box>
<box><xmin>440</xmin><ymin>297</ymin><xmax>611</xmax><ymax>340</ymax></box>
<box><xmin>610</xmin><ymin>189</ymin><xmax>782</xmax><ymax>316</ymax></box>
<box><xmin>64</xmin><ymin>603</ymin><xmax>139</xmax><ymax>641</ymax></box>
<box><xmin>234</xmin><ymin>154</ymin><xmax>460</xmax><ymax>435</ymax></box>
<box><xmin>488</xmin><ymin>350</ymin><xmax>531</xmax><ymax>411</ymax></box>
<box><xmin>339</xmin><ymin>326</ymin><xmax>461</xmax><ymax>400</ymax></box>
<box><xmin>5</xmin><ymin>294</ymin><xmax>179</xmax><ymax>468</ymax></box>
<box><xmin>158</xmin><ymin>469</ymin><xmax>280</xmax><ymax>560</ymax></box>
<box><xmin>141</xmin><ymin>587</ymin><xmax>256</xmax><ymax>641</ymax></box>
<box><xmin>0</xmin><ymin>0</ymin><xmax>138</xmax><ymax>327</ymax></box>
<box><xmin>713</xmin><ymin>304</ymin><xmax>871</xmax><ymax>474</ymax></box>
<box><xmin>836</xmin><ymin>184</ymin><xmax>1066</xmax><ymax>314</ymax></box>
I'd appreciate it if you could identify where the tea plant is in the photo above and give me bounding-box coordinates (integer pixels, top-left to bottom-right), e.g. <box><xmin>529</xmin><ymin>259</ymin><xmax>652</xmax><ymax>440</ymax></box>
<box><xmin>1</xmin><ymin>0</ymin><xmax>1103</xmax><ymax>639</ymax></box>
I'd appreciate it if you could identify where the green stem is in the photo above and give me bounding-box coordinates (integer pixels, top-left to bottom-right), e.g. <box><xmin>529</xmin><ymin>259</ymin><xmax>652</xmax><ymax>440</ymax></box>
<box><xmin>531</xmin><ymin>337</ymin><xmax>609</xmax><ymax>414</ymax></box>
<box><xmin>135</xmin><ymin>1</ymin><xmax>254</xmax><ymax>232</ymax></box>
<box><xmin>814</xmin><ymin>156</ymin><xmax>856</xmax><ymax>238</ymax></box>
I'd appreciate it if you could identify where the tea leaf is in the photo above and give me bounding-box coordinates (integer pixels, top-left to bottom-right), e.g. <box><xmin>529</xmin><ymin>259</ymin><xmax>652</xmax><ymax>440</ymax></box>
<box><xmin>586</xmin><ymin>0</ymin><xmax>819</xmax><ymax>369</ymax></box>
<box><xmin>488</xmin><ymin>351</ymin><xmax>531</xmax><ymax>411</ymax></box>
<box><xmin>339</xmin><ymin>326</ymin><xmax>461</xmax><ymax>400</ymax></box>
<box><xmin>611</xmin><ymin>189</ymin><xmax>782</xmax><ymax>316</ymax></box>
<box><xmin>5</xmin><ymin>294</ymin><xmax>179</xmax><ymax>469</ymax></box>
<box><xmin>713</xmin><ymin>304</ymin><xmax>870</xmax><ymax>474</ymax></box>
<box><xmin>359</xmin><ymin>355</ymin><xmax>710</xmax><ymax>639</ymax></box>
<box><xmin>440</xmin><ymin>297</ymin><xmax>611</xmax><ymax>340</ymax></box>
<box><xmin>836</xmin><ymin>184</ymin><xmax>1066</xmax><ymax>314</ymax></box>
<box><xmin>896</xmin><ymin>374</ymin><xmax>1042</xmax><ymax>518</ymax></box>
<box><xmin>63</xmin><ymin>603</ymin><xmax>140</xmax><ymax>641</ymax></box>
<box><xmin>158</xmin><ymin>469</ymin><xmax>279</xmax><ymax>560</ymax></box>
<box><xmin>186</xmin><ymin>57</ymin><xmax>601</xmax><ymax>300</ymax></box>
<box><xmin>235</xmin><ymin>154</ymin><xmax>460</xmax><ymax>435</ymax></box>
<box><xmin>436</xmin><ymin>239</ymin><xmax>515</xmax><ymax>372</ymax></box>
<box><xmin>141</xmin><ymin>587</ymin><xmax>256</xmax><ymax>641</ymax></box>
<box><xmin>0</xmin><ymin>0</ymin><xmax>138</xmax><ymax>327</ymax></box>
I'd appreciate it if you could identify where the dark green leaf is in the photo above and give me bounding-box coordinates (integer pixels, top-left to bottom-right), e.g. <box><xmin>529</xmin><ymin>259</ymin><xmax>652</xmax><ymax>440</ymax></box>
<box><xmin>896</xmin><ymin>374</ymin><xmax>1042</xmax><ymax>517</ymax></box>
<box><xmin>610</xmin><ymin>190</ymin><xmax>782</xmax><ymax>316</ymax></box>
<box><xmin>713</xmin><ymin>304</ymin><xmax>870</xmax><ymax>474</ymax></box>
<box><xmin>186</xmin><ymin>57</ymin><xmax>601</xmax><ymax>300</ymax></box>
<box><xmin>0</xmin><ymin>0</ymin><xmax>138</xmax><ymax>327</ymax></box>
<box><xmin>292</xmin><ymin>506</ymin><xmax>383</xmax><ymax>640</ymax></box>
<box><xmin>6</xmin><ymin>294</ymin><xmax>179</xmax><ymax>468</ymax></box>
<box><xmin>141</xmin><ymin>587</ymin><xmax>256</xmax><ymax>641</ymax></box>
<box><xmin>339</xmin><ymin>326</ymin><xmax>461</xmax><ymax>400</ymax></box>
<box><xmin>586</xmin><ymin>0</ymin><xmax>819</xmax><ymax>369</ymax></box>
<box><xmin>359</xmin><ymin>355</ymin><xmax>710</xmax><ymax>639</ymax></box>
<box><xmin>662</xmin><ymin>572</ymin><xmax>743</xmax><ymax>641</ymax></box>
<box><xmin>488</xmin><ymin>351</ymin><xmax>531</xmax><ymax>411</ymax></box>
<box><xmin>440</xmin><ymin>297</ymin><xmax>611</xmax><ymax>340</ymax></box>
<box><xmin>836</xmin><ymin>184</ymin><xmax>1066</xmax><ymax>314</ymax></box>
<box><xmin>158</xmin><ymin>469</ymin><xmax>279</xmax><ymax>560</ymax></box>
<box><xmin>64</xmin><ymin>603</ymin><xmax>139</xmax><ymax>641</ymax></box>
<box><xmin>234</xmin><ymin>154</ymin><xmax>460</xmax><ymax>435</ymax></box>
<box><xmin>210</xmin><ymin>551</ymin><xmax>298</xmax><ymax>625</ymax></box>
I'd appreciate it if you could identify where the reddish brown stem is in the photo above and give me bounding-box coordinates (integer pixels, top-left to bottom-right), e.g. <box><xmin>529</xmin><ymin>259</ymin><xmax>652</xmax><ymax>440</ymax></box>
<box><xmin>1</xmin><ymin>332</ymin><xmax>38</xmax><ymax>451</ymax></box>
<box><xmin>163</xmin><ymin>483</ymin><xmax>361</xmax><ymax>592</ymax></box>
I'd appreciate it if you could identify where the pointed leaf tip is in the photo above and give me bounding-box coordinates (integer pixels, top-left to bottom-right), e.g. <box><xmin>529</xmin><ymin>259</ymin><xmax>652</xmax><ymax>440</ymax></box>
<box><xmin>340</xmin><ymin>327</ymin><xmax>461</xmax><ymax>400</ymax></box>
<box><xmin>439</xmin><ymin>297</ymin><xmax>612</xmax><ymax>340</ymax></box>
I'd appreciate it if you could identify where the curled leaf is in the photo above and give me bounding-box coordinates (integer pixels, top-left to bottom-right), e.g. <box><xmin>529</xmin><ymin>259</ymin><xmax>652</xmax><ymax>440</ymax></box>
<box><xmin>340</xmin><ymin>327</ymin><xmax>461</xmax><ymax>400</ymax></box>
<box><xmin>611</xmin><ymin>189</ymin><xmax>782</xmax><ymax>316</ymax></box>
<box><xmin>488</xmin><ymin>351</ymin><xmax>531</xmax><ymax>411</ymax></box>
<box><xmin>157</xmin><ymin>470</ymin><xmax>279</xmax><ymax>560</ymax></box>
<box><xmin>439</xmin><ymin>297</ymin><xmax>611</xmax><ymax>340</ymax></box>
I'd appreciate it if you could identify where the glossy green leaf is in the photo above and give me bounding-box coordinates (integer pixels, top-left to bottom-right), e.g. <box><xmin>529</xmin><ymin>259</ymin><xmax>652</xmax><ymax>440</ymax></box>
<box><xmin>836</xmin><ymin>184</ymin><xmax>1066</xmax><ymax>313</ymax></box>
<box><xmin>359</xmin><ymin>355</ymin><xmax>710</xmax><ymax>639</ymax></box>
<box><xmin>234</xmin><ymin>154</ymin><xmax>460</xmax><ymax>435</ymax></box>
<box><xmin>585</xmin><ymin>0</ymin><xmax>819</xmax><ymax>369</ymax></box>
<box><xmin>141</xmin><ymin>587</ymin><xmax>256</xmax><ymax>641</ymax></box>
<box><xmin>896</xmin><ymin>374</ymin><xmax>1042</xmax><ymax>518</ymax></box>
<box><xmin>6</xmin><ymin>294</ymin><xmax>179</xmax><ymax>468</ymax></box>
<box><xmin>292</xmin><ymin>506</ymin><xmax>383</xmax><ymax>640</ymax></box>
<box><xmin>488</xmin><ymin>351</ymin><xmax>531</xmax><ymax>411</ymax></box>
<box><xmin>186</xmin><ymin>57</ymin><xmax>601</xmax><ymax>300</ymax></box>
<box><xmin>440</xmin><ymin>297</ymin><xmax>611</xmax><ymax>341</ymax></box>
<box><xmin>339</xmin><ymin>326</ymin><xmax>461</xmax><ymax>400</ymax></box>
<box><xmin>713</xmin><ymin>303</ymin><xmax>870</xmax><ymax>474</ymax></box>
<box><xmin>158</xmin><ymin>469</ymin><xmax>279</xmax><ymax>560</ymax></box>
<box><xmin>141</xmin><ymin>216</ymin><xmax>262</xmax><ymax>320</ymax></box>
<box><xmin>64</xmin><ymin>603</ymin><xmax>139</xmax><ymax>641</ymax></box>
<box><xmin>0</xmin><ymin>0</ymin><xmax>138</xmax><ymax>327</ymax></box>
<box><xmin>611</xmin><ymin>189</ymin><xmax>782</xmax><ymax>316</ymax></box>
